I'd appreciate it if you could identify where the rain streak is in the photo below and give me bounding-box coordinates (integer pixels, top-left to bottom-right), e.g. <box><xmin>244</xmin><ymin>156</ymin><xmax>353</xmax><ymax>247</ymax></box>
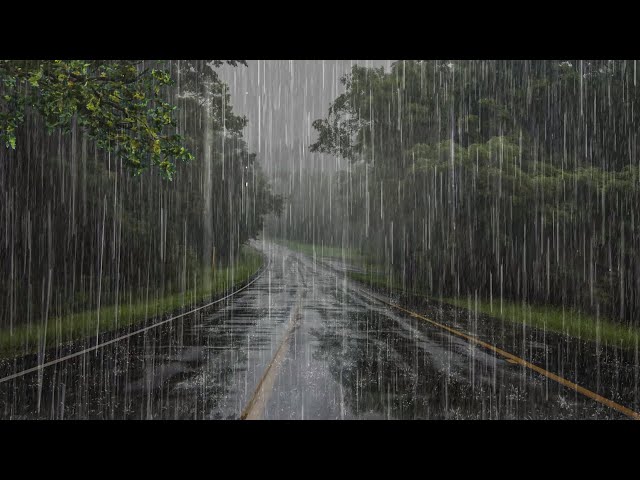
<box><xmin>0</xmin><ymin>60</ymin><xmax>638</xmax><ymax>420</ymax></box>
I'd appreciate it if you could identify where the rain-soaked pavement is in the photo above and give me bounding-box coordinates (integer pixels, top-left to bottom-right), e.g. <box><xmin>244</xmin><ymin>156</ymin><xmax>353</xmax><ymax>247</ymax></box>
<box><xmin>0</xmin><ymin>240</ymin><xmax>634</xmax><ymax>419</ymax></box>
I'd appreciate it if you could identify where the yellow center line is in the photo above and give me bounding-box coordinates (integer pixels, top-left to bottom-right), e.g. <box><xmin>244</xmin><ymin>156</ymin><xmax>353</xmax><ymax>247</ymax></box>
<box><xmin>240</xmin><ymin>298</ymin><xmax>302</xmax><ymax>420</ymax></box>
<box><xmin>239</xmin><ymin>331</ymin><xmax>289</xmax><ymax>420</ymax></box>
<box><xmin>357</xmin><ymin>289</ymin><xmax>640</xmax><ymax>420</ymax></box>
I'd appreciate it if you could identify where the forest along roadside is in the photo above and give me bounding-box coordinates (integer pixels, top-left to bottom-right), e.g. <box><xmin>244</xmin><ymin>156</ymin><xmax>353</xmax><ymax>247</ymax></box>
<box><xmin>243</xmin><ymin>242</ymin><xmax>627</xmax><ymax>419</ymax></box>
<box><xmin>0</xmin><ymin>246</ymin><xmax>266</xmax><ymax>382</ymax></box>
<box><xmin>307</xmin><ymin>245</ymin><xmax>640</xmax><ymax>417</ymax></box>
<box><xmin>0</xmin><ymin>240</ymin><xmax>302</xmax><ymax>419</ymax></box>
<box><xmin>0</xmin><ymin>240</ymin><xmax>633</xmax><ymax>419</ymax></box>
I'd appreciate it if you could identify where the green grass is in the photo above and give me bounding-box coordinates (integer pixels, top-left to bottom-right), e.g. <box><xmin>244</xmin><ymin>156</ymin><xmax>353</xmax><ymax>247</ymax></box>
<box><xmin>441</xmin><ymin>296</ymin><xmax>640</xmax><ymax>349</ymax></box>
<box><xmin>0</xmin><ymin>246</ymin><xmax>264</xmax><ymax>359</ymax></box>
<box><xmin>279</xmin><ymin>238</ymin><xmax>640</xmax><ymax>349</ymax></box>
<box><xmin>347</xmin><ymin>271</ymin><xmax>639</xmax><ymax>349</ymax></box>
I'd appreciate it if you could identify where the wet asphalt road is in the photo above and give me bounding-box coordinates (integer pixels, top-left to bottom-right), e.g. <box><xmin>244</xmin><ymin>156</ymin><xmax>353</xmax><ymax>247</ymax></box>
<box><xmin>0</xmin><ymin>241</ymin><xmax>631</xmax><ymax>419</ymax></box>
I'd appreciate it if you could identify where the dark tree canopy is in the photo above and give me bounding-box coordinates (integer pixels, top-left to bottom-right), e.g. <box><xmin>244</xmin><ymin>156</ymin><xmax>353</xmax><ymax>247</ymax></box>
<box><xmin>0</xmin><ymin>59</ymin><xmax>283</xmax><ymax>334</ymax></box>
<box><xmin>0</xmin><ymin>60</ymin><xmax>247</xmax><ymax>179</ymax></box>
<box><xmin>310</xmin><ymin>60</ymin><xmax>640</xmax><ymax>324</ymax></box>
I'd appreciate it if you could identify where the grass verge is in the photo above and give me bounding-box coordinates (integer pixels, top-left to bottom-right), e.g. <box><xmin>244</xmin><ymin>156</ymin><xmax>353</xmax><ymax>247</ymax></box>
<box><xmin>0</xmin><ymin>245</ymin><xmax>264</xmax><ymax>359</ymax></box>
<box><xmin>277</xmin><ymin>238</ymin><xmax>640</xmax><ymax>349</ymax></box>
<box><xmin>441</xmin><ymin>296</ymin><xmax>639</xmax><ymax>349</ymax></box>
<box><xmin>347</xmin><ymin>268</ymin><xmax>639</xmax><ymax>349</ymax></box>
<box><xmin>348</xmin><ymin>269</ymin><xmax>639</xmax><ymax>349</ymax></box>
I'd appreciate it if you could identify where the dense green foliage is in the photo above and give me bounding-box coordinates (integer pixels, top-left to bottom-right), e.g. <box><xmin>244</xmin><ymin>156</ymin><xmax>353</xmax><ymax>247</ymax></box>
<box><xmin>0</xmin><ymin>245</ymin><xmax>263</xmax><ymax>358</ymax></box>
<box><xmin>0</xmin><ymin>60</ymin><xmax>281</xmax><ymax>337</ymax></box>
<box><xmin>311</xmin><ymin>60</ymin><xmax>640</xmax><ymax>326</ymax></box>
<box><xmin>0</xmin><ymin>60</ymin><xmax>252</xmax><ymax>178</ymax></box>
<box><xmin>1</xmin><ymin>61</ymin><xmax>192</xmax><ymax>178</ymax></box>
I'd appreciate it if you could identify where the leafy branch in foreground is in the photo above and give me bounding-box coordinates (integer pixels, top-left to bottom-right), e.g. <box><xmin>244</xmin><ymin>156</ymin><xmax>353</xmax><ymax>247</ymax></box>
<box><xmin>0</xmin><ymin>60</ymin><xmax>246</xmax><ymax>179</ymax></box>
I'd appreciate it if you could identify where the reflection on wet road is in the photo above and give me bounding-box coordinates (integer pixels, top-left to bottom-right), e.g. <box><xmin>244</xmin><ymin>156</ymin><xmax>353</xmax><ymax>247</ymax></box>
<box><xmin>0</xmin><ymin>241</ymin><xmax>629</xmax><ymax>419</ymax></box>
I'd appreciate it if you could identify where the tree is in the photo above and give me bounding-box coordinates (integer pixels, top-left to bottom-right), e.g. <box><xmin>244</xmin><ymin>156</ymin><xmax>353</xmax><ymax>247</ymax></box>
<box><xmin>0</xmin><ymin>59</ymin><xmax>283</xmax><ymax>335</ymax></box>
<box><xmin>311</xmin><ymin>60</ymin><xmax>640</xmax><ymax>325</ymax></box>
<box><xmin>0</xmin><ymin>60</ymin><xmax>247</xmax><ymax>179</ymax></box>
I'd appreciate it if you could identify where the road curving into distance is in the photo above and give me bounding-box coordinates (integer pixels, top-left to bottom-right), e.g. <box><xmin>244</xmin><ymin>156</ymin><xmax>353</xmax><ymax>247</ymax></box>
<box><xmin>0</xmin><ymin>240</ymin><xmax>635</xmax><ymax>419</ymax></box>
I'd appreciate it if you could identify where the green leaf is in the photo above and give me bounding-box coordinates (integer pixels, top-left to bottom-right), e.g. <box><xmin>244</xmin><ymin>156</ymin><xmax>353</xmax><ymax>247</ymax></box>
<box><xmin>28</xmin><ymin>70</ymin><xmax>43</xmax><ymax>87</ymax></box>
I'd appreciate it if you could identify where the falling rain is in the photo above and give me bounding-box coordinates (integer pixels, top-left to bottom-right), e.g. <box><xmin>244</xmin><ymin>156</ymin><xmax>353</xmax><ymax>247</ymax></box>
<box><xmin>0</xmin><ymin>60</ymin><xmax>638</xmax><ymax>420</ymax></box>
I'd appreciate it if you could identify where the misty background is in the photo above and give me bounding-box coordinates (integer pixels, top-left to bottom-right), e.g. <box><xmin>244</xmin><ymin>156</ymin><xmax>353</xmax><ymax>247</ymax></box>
<box><xmin>218</xmin><ymin>60</ymin><xmax>391</xmax><ymax>243</ymax></box>
<box><xmin>219</xmin><ymin>60</ymin><xmax>391</xmax><ymax>174</ymax></box>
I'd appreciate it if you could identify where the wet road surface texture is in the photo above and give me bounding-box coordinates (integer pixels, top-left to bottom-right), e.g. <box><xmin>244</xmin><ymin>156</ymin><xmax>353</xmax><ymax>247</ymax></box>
<box><xmin>0</xmin><ymin>241</ymin><xmax>632</xmax><ymax>419</ymax></box>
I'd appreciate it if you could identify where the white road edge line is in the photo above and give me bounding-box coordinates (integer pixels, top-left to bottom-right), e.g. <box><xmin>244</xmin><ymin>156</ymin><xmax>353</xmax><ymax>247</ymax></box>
<box><xmin>0</xmin><ymin>253</ymin><xmax>271</xmax><ymax>385</ymax></box>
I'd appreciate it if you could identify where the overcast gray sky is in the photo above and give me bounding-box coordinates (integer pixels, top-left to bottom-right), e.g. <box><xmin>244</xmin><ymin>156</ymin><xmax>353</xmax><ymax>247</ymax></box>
<box><xmin>218</xmin><ymin>60</ymin><xmax>392</xmax><ymax>178</ymax></box>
